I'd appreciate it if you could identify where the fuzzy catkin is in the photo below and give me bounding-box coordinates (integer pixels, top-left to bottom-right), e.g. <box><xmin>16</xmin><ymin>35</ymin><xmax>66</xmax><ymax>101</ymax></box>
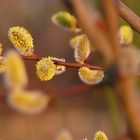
<box><xmin>78</xmin><ymin>66</ymin><xmax>104</xmax><ymax>85</ymax></box>
<box><xmin>36</xmin><ymin>57</ymin><xmax>57</xmax><ymax>81</ymax></box>
<box><xmin>8</xmin><ymin>26</ymin><xmax>34</xmax><ymax>56</ymax></box>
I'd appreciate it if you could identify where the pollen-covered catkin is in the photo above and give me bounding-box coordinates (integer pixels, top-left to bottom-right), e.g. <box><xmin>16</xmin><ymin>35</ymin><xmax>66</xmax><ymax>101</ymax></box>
<box><xmin>5</xmin><ymin>51</ymin><xmax>28</xmax><ymax>89</ymax></box>
<box><xmin>78</xmin><ymin>66</ymin><xmax>104</xmax><ymax>85</ymax></box>
<box><xmin>119</xmin><ymin>25</ymin><xmax>133</xmax><ymax>45</ymax></box>
<box><xmin>94</xmin><ymin>131</ymin><xmax>108</xmax><ymax>140</ymax></box>
<box><xmin>7</xmin><ymin>89</ymin><xmax>49</xmax><ymax>114</ymax></box>
<box><xmin>36</xmin><ymin>57</ymin><xmax>57</xmax><ymax>81</ymax></box>
<box><xmin>70</xmin><ymin>35</ymin><xmax>81</xmax><ymax>49</ymax></box>
<box><xmin>52</xmin><ymin>11</ymin><xmax>81</xmax><ymax>32</ymax></box>
<box><xmin>74</xmin><ymin>34</ymin><xmax>91</xmax><ymax>64</ymax></box>
<box><xmin>8</xmin><ymin>26</ymin><xmax>34</xmax><ymax>56</ymax></box>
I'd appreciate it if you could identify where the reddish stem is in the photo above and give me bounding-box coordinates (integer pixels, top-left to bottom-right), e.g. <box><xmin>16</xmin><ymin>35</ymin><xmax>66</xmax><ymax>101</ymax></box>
<box><xmin>22</xmin><ymin>55</ymin><xmax>104</xmax><ymax>71</ymax></box>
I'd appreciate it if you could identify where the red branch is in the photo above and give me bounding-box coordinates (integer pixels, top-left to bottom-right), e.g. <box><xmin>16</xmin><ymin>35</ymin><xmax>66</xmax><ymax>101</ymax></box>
<box><xmin>22</xmin><ymin>55</ymin><xmax>104</xmax><ymax>71</ymax></box>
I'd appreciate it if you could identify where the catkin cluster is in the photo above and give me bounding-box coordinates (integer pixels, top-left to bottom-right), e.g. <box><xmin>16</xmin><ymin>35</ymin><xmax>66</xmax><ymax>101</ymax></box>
<box><xmin>4</xmin><ymin>51</ymin><xmax>49</xmax><ymax>114</ymax></box>
<box><xmin>0</xmin><ymin>10</ymin><xmax>134</xmax><ymax>114</ymax></box>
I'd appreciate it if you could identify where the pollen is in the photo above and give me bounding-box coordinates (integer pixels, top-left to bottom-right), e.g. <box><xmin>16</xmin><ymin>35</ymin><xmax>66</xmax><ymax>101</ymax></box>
<box><xmin>36</xmin><ymin>57</ymin><xmax>57</xmax><ymax>81</ymax></box>
<box><xmin>8</xmin><ymin>26</ymin><xmax>34</xmax><ymax>56</ymax></box>
<box><xmin>119</xmin><ymin>25</ymin><xmax>133</xmax><ymax>45</ymax></box>
<box><xmin>52</xmin><ymin>11</ymin><xmax>81</xmax><ymax>32</ymax></box>
<box><xmin>94</xmin><ymin>131</ymin><xmax>108</xmax><ymax>140</ymax></box>
<box><xmin>0</xmin><ymin>56</ymin><xmax>6</xmax><ymax>73</ymax></box>
<box><xmin>7</xmin><ymin>89</ymin><xmax>49</xmax><ymax>114</ymax></box>
<box><xmin>5</xmin><ymin>51</ymin><xmax>28</xmax><ymax>89</ymax></box>
<box><xmin>74</xmin><ymin>35</ymin><xmax>91</xmax><ymax>64</ymax></box>
<box><xmin>78</xmin><ymin>67</ymin><xmax>104</xmax><ymax>85</ymax></box>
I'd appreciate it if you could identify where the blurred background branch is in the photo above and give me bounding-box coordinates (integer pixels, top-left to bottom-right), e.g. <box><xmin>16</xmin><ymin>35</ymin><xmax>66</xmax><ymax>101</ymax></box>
<box><xmin>118</xmin><ymin>0</ymin><xmax>140</xmax><ymax>33</ymax></box>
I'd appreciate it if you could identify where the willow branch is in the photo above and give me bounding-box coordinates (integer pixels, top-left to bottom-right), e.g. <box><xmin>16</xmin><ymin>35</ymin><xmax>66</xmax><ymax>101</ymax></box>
<box><xmin>20</xmin><ymin>55</ymin><xmax>140</xmax><ymax>77</ymax></box>
<box><xmin>102</xmin><ymin>0</ymin><xmax>121</xmax><ymax>63</ymax></box>
<box><xmin>22</xmin><ymin>55</ymin><xmax>104</xmax><ymax>71</ymax></box>
<box><xmin>118</xmin><ymin>0</ymin><xmax>140</xmax><ymax>34</ymax></box>
<box><xmin>71</xmin><ymin>0</ymin><xmax>114</xmax><ymax>66</ymax></box>
<box><xmin>103</xmin><ymin>0</ymin><xmax>140</xmax><ymax>139</ymax></box>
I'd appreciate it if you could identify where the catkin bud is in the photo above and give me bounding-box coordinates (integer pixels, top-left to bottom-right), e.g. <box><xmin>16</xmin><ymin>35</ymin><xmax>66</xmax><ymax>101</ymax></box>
<box><xmin>52</xmin><ymin>11</ymin><xmax>81</xmax><ymax>32</ymax></box>
<box><xmin>119</xmin><ymin>25</ymin><xmax>133</xmax><ymax>45</ymax></box>
<box><xmin>36</xmin><ymin>57</ymin><xmax>57</xmax><ymax>81</ymax></box>
<box><xmin>94</xmin><ymin>131</ymin><xmax>108</xmax><ymax>140</ymax></box>
<box><xmin>0</xmin><ymin>56</ymin><xmax>6</xmax><ymax>73</ymax></box>
<box><xmin>56</xmin><ymin>129</ymin><xmax>73</xmax><ymax>140</ymax></box>
<box><xmin>7</xmin><ymin>89</ymin><xmax>49</xmax><ymax>114</ymax></box>
<box><xmin>74</xmin><ymin>35</ymin><xmax>91</xmax><ymax>64</ymax></box>
<box><xmin>70</xmin><ymin>35</ymin><xmax>81</xmax><ymax>49</ymax></box>
<box><xmin>78</xmin><ymin>67</ymin><xmax>104</xmax><ymax>85</ymax></box>
<box><xmin>5</xmin><ymin>51</ymin><xmax>28</xmax><ymax>89</ymax></box>
<box><xmin>8</xmin><ymin>26</ymin><xmax>34</xmax><ymax>56</ymax></box>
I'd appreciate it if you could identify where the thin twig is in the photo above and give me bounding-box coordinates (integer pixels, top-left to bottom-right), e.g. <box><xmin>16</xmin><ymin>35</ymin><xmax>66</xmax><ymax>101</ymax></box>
<box><xmin>71</xmin><ymin>0</ymin><xmax>114</xmax><ymax>66</ymax></box>
<box><xmin>22</xmin><ymin>55</ymin><xmax>104</xmax><ymax>71</ymax></box>
<box><xmin>21</xmin><ymin>55</ymin><xmax>140</xmax><ymax>77</ymax></box>
<box><xmin>102</xmin><ymin>0</ymin><xmax>121</xmax><ymax>63</ymax></box>
<box><xmin>103</xmin><ymin>0</ymin><xmax>140</xmax><ymax>139</ymax></box>
<box><xmin>118</xmin><ymin>0</ymin><xmax>140</xmax><ymax>33</ymax></box>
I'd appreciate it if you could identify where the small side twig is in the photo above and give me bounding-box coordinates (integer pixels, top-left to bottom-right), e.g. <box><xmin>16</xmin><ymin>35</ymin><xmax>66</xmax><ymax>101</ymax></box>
<box><xmin>118</xmin><ymin>0</ymin><xmax>140</xmax><ymax>33</ymax></box>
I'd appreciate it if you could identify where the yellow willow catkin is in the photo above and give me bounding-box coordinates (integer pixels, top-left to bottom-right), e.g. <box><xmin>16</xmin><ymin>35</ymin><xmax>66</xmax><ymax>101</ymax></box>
<box><xmin>49</xmin><ymin>57</ymin><xmax>66</xmax><ymax>75</ymax></box>
<box><xmin>0</xmin><ymin>43</ymin><xmax>3</xmax><ymax>55</ymax></box>
<box><xmin>52</xmin><ymin>11</ymin><xmax>81</xmax><ymax>32</ymax></box>
<box><xmin>119</xmin><ymin>25</ymin><xmax>133</xmax><ymax>45</ymax></box>
<box><xmin>74</xmin><ymin>34</ymin><xmax>91</xmax><ymax>64</ymax></box>
<box><xmin>36</xmin><ymin>57</ymin><xmax>57</xmax><ymax>81</ymax></box>
<box><xmin>94</xmin><ymin>131</ymin><xmax>108</xmax><ymax>140</ymax></box>
<box><xmin>56</xmin><ymin>129</ymin><xmax>73</xmax><ymax>140</ymax></box>
<box><xmin>78</xmin><ymin>67</ymin><xmax>104</xmax><ymax>85</ymax></box>
<box><xmin>0</xmin><ymin>56</ymin><xmax>6</xmax><ymax>73</ymax></box>
<box><xmin>7</xmin><ymin>89</ymin><xmax>49</xmax><ymax>114</ymax></box>
<box><xmin>70</xmin><ymin>35</ymin><xmax>81</xmax><ymax>49</ymax></box>
<box><xmin>5</xmin><ymin>51</ymin><xmax>28</xmax><ymax>89</ymax></box>
<box><xmin>8</xmin><ymin>26</ymin><xmax>34</xmax><ymax>56</ymax></box>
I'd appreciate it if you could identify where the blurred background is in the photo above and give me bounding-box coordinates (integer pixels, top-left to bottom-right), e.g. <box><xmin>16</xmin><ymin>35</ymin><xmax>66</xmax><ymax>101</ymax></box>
<box><xmin>0</xmin><ymin>0</ymin><xmax>139</xmax><ymax>139</ymax></box>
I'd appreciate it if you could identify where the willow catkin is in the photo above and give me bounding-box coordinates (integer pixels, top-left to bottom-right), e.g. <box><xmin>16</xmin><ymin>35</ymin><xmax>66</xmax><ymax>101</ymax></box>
<box><xmin>8</xmin><ymin>26</ymin><xmax>34</xmax><ymax>56</ymax></box>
